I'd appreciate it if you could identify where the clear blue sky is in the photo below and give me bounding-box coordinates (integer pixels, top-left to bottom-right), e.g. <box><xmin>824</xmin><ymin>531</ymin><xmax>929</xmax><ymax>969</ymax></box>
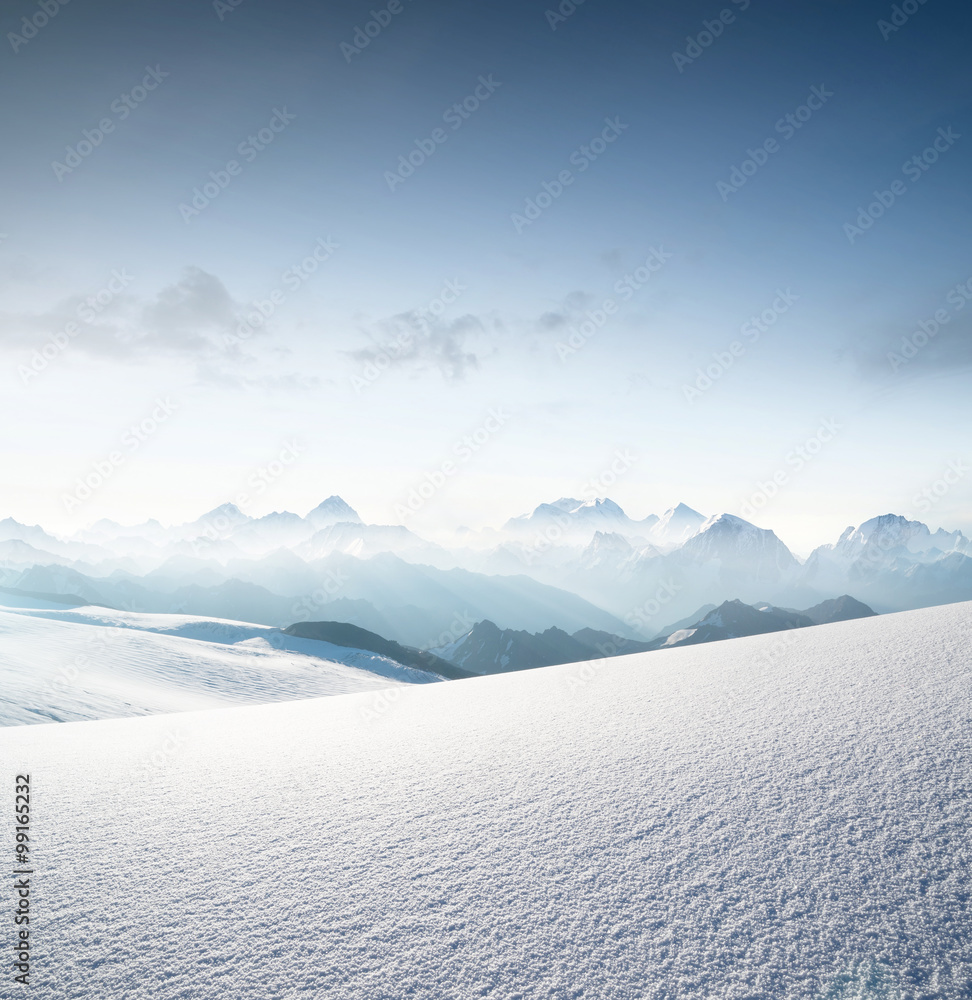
<box><xmin>1</xmin><ymin>0</ymin><xmax>970</xmax><ymax>551</ymax></box>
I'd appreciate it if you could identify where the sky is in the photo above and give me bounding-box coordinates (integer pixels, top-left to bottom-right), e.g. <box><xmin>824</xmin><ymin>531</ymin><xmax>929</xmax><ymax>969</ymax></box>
<box><xmin>1</xmin><ymin>0</ymin><xmax>970</xmax><ymax>553</ymax></box>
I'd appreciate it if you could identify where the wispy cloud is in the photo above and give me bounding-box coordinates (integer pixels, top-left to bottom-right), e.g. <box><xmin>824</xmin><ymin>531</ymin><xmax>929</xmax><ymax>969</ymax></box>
<box><xmin>0</xmin><ymin>267</ymin><xmax>240</xmax><ymax>362</ymax></box>
<box><xmin>347</xmin><ymin>310</ymin><xmax>495</xmax><ymax>382</ymax></box>
<box><xmin>0</xmin><ymin>267</ymin><xmax>328</xmax><ymax>390</ymax></box>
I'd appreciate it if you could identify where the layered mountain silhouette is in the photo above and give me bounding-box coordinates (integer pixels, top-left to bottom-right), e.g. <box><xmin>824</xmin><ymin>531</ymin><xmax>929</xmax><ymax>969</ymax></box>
<box><xmin>430</xmin><ymin>620</ymin><xmax>654</xmax><ymax>674</ymax></box>
<box><xmin>0</xmin><ymin>497</ymin><xmax>966</xmax><ymax>648</ymax></box>
<box><xmin>283</xmin><ymin>620</ymin><xmax>476</xmax><ymax>680</ymax></box>
<box><xmin>430</xmin><ymin>595</ymin><xmax>877</xmax><ymax>673</ymax></box>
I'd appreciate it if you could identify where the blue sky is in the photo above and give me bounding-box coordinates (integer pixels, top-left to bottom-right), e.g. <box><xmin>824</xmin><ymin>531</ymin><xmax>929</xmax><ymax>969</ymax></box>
<box><xmin>1</xmin><ymin>0</ymin><xmax>970</xmax><ymax>551</ymax></box>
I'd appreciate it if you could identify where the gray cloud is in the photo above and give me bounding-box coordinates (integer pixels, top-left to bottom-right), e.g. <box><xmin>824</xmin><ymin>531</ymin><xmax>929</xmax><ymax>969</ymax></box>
<box><xmin>531</xmin><ymin>290</ymin><xmax>597</xmax><ymax>335</ymax></box>
<box><xmin>538</xmin><ymin>311</ymin><xmax>567</xmax><ymax>330</ymax></box>
<box><xmin>0</xmin><ymin>266</ymin><xmax>341</xmax><ymax>394</ymax></box>
<box><xmin>0</xmin><ymin>267</ymin><xmax>242</xmax><ymax>363</ymax></box>
<box><xmin>138</xmin><ymin>267</ymin><xmax>239</xmax><ymax>355</ymax></box>
<box><xmin>347</xmin><ymin>310</ymin><xmax>492</xmax><ymax>382</ymax></box>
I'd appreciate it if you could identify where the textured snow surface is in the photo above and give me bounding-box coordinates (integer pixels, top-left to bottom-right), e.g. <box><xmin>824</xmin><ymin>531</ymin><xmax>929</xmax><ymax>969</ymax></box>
<box><xmin>0</xmin><ymin>598</ymin><xmax>438</xmax><ymax>726</ymax></box>
<box><xmin>2</xmin><ymin>602</ymin><xmax>971</xmax><ymax>999</ymax></box>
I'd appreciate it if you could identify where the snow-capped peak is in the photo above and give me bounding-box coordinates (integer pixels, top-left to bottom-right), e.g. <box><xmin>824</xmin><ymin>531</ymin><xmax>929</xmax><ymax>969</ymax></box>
<box><xmin>305</xmin><ymin>496</ymin><xmax>361</xmax><ymax>527</ymax></box>
<box><xmin>199</xmin><ymin>503</ymin><xmax>248</xmax><ymax>523</ymax></box>
<box><xmin>697</xmin><ymin>512</ymin><xmax>755</xmax><ymax>534</ymax></box>
<box><xmin>574</xmin><ymin>497</ymin><xmax>625</xmax><ymax>515</ymax></box>
<box><xmin>647</xmin><ymin>502</ymin><xmax>706</xmax><ymax>547</ymax></box>
<box><xmin>828</xmin><ymin>513</ymin><xmax>970</xmax><ymax>562</ymax></box>
<box><xmin>679</xmin><ymin>513</ymin><xmax>800</xmax><ymax>578</ymax></box>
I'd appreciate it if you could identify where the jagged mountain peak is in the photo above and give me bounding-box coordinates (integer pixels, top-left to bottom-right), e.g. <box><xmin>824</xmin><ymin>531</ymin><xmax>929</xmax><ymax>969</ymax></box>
<box><xmin>648</xmin><ymin>503</ymin><xmax>707</xmax><ymax>546</ymax></box>
<box><xmin>698</xmin><ymin>512</ymin><xmax>755</xmax><ymax>533</ymax></box>
<box><xmin>836</xmin><ymin>514</ymin><xmax>934</xmax><ymax>557</ymax></box>
<box><xmin>503</xmin><ymin>497</ymin><xmax>639</xmax><ymax>538</ymax></box>
<box><xmin>669</xmin><ymin>502</ymin><xmax>704</xmax><ymax>517</ymax></box>
<box><xmin>305</xmin><ymin>496</ymin><xmax>362</xmax><ymax>526</ymax></box>
<box><xmin>533</xmin><ymin>497</ymin><xmax>627</xmax><ymax>517</ymax></box>
<box><xmin>198</xmin><ymin>502</ymin><xmax>248</xmax><ymax>523</ymax></box>
<box><xmin>575</xmin><ymin>497</ymin><xmax>625</xmax><ymax>514</ymax></box>
<box><xmin>584</xmin><ymin>531</ymin><xmax>635</xmax><ymax>553</ymax></box>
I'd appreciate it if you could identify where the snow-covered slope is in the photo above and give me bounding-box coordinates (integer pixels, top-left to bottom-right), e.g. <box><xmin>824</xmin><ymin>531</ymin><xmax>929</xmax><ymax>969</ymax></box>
<box><xmin>2</xmin><ymin>602</ymin><xmax>970</xmax><ymax>998</ymax></box>
<box><xmin>0</xmin><ymin>596</ymin><xmax>440</xmax><ymax>726</ymax></box>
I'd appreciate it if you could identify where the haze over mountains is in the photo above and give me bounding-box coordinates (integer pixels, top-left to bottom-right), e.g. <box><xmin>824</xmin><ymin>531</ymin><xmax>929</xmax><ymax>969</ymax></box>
<box><xmin>1</xmin><ymin>496</ymin><xmax>969</xmax><ymax>646</ymax></box>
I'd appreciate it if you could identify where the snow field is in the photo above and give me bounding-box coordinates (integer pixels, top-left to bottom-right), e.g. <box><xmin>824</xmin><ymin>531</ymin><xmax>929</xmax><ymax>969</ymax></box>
<box><xmin>0</xmin><ymin>601</ymin><xmax>969</xmax><ymax>998</ymax></box>
<box><xmin>0</xmin><ymin>598</ymin><xmax>439</xmax><ymax>726</ymax></box>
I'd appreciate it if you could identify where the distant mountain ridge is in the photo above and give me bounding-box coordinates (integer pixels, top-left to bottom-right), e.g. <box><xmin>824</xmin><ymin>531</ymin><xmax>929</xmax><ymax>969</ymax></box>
<box><xmin>430</xmin><ymin>620</ymin><xmax>654</xmax><ymax>675</ymax></box>
<box><xmin>283</xmin><ymin>620</ymin><xmax>476</xmax><ymax>680</ymax></box>
<box><xmin>432</xmin><ymin>595</ymin><xmax>878</xmax><ymax>673</ymax></box>
<box><xmin>0</xmin><ymin>498</ymin><xmax>968</xmax><ymax>646</ymax></box>
<box><xmin>800</xmin><ymin>594</ymin><xmax>877</xmax><ymax>625</ymax></box>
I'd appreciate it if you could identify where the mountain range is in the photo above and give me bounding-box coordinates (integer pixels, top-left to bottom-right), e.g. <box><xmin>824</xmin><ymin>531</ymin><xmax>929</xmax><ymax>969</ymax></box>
<box><xmin>428</xmin><ymin>595</ymin><xmax>877</xmax><ymax>674</ymax></box>
<box><xmin>0</xmin><ymin>497</ymin><xmax>968</xmax><ymax>645</ymax></box>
